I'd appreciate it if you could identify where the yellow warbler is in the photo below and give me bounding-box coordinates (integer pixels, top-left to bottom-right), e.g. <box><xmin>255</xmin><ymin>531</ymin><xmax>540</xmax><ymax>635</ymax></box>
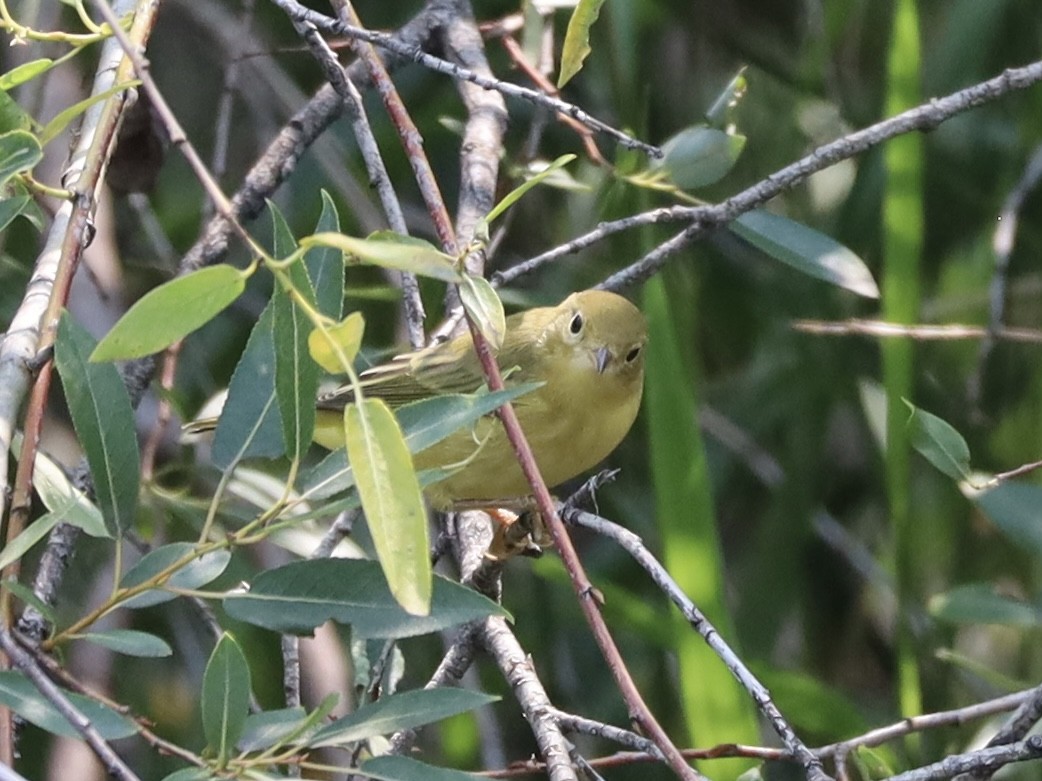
<box><xmin>315</xmin><ymin>289</ymin><xmax>647</xmax><ymax>508</ymax></box>
<box><xmin>189</xmin><ymin>290</ymin><xmax>647</xmax><ymax>508</ymax></box>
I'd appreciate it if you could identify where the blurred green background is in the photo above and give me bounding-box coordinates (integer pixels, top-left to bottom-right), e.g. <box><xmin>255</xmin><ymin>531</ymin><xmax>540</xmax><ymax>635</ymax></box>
<box><xmin>5</xmin><ymin>1</ymin><xmax>1042</xmax><ymax>779</ymax></box>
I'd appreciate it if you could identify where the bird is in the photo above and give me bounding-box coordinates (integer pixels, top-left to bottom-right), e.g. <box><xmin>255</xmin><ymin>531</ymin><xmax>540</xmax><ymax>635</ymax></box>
<box><xmin>312</xmin><ymin>289</ymin><xmax>648</xmax><ymax>510</ymax></box>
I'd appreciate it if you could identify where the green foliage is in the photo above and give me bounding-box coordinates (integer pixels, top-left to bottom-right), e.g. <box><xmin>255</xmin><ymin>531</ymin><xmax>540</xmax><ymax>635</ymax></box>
<box><xmin>344</xmin><ymin>398</ymin><xmax>432</xmax><ymax>616</ymax></box>
<box><xmin>90</xmin><ymin>264</ymin><xmax>248</xmax><ymax>361</ymax></box>
<box><xmin>55</xmin><ymin>313</ymin><xmax>140</xmax><ymax>537</ymax></box>
<box><xmin>223</xmin><ymin>559</ymin><xmax>505</xmax><ymax>637</ymax></box>
<box><xmin>0</xmin><ymin>671</ymin><xmax>137</xmax><ymax>740</ymax></box>
<box><xmin>201</xmin><ymin>633</ymin><xmax>251</xmax><ymax>764</ymax></box>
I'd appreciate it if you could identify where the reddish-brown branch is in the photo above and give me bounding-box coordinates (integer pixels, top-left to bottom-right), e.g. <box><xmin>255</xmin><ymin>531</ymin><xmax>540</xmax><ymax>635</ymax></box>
<box><xmin>464</xmin><ymin>316</ymin><xmax>702</xmax><ymax>781</ymax></box>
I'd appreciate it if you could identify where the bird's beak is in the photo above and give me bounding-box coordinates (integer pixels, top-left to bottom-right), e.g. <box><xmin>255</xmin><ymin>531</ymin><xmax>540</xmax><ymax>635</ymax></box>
<box><xmin>594</xmin><ymin>346</ymin><xmax>611</xmax><ymax>374</ymax></box>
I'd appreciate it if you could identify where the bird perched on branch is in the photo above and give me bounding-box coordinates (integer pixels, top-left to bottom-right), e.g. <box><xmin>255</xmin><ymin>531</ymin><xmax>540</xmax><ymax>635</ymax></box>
<box><xmin>314</xmin><ymin>289</ymin><xmax>648</xmax><ymax>511</ymax></box>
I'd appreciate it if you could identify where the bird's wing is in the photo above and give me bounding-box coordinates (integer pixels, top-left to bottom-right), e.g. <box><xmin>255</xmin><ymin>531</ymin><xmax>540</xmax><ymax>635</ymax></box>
<box><xmin>316</xmin><ymin>341</ymin><xmax>488</xmax><ymax>410</ymax></box>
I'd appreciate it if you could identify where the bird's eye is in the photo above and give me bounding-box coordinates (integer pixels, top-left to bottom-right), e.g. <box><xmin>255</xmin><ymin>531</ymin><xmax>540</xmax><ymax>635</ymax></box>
<box><xmin>625</xmin><ymin>346</ymin><xmax>642</xmax><ymax>363</ymax></box>
<box><xmin>569</xmin><ymin>312</ymin><xmax>584</xmax><ymax>335</ymax></box>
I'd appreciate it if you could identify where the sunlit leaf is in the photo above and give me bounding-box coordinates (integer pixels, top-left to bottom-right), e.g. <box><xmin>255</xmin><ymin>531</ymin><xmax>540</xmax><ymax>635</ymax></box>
<box><xmin>32</xmin><ymin>449</ymin><xmax>107</xmax><ymax>537</ymax></box>
<box><xmin>0</xmin><ymin>130</ymin><xmax>42</xmax><ymax>188</ymax></box>
<box><xmin>120</xmin><ymin>543</ymin><xmax>232</xmax><ymax>608</ymax></box>
<box><xmin>483</xmin><ymin>154</ymin><xmax>577</xmax><ymax>226</ymax></box>
<box><xmin>0</xmin><ymin>59</ymin><xmax>55</xmax><ymax>91</ymax></box>
<box><xmin>731</xmin><ymin>210</ymin><xmax>880</xmax><ymax>298</ymax></box>
<box><xmin>904</xmin><ymin>400</ymin><xmax>971</xmax><ymax>480</ymax></box>
<box><xmin>222</xmin><ymin>559</ymin><xmax>505</xmax><ymax>638</ymax></box>
<box><xmin>310</xmin><ymin>689</ymin><xmax>498</xmax><ymax>748</ymax></box>
<box><xmin>303</xmin><ymin>232</ymin><xmax>460</xmax><ymax>283</ymax></box>
<box><xmin>929</xmin><ymin>584</ymin><xmax>1042</xmax><ymax>627</ymax></box>
<box><xmin>558</xmin><ymin>0</ymin><xmax>606</xmax><ymax>87</ymax></box>
<box><xmin>40</xmin><ymin>81</ymin><xmax>139</xmax><ymax>145</ymax></box>
<box><xmin>345</xmin><ymin>399</ymin><xmax>431</xmax><ymax>615</ymax></box>
<box><xmin>704</xmin><ymin>68</ymin><xmax>749</xmax><ymax>127</ymax></box>
<box><xmin>55</xmin><ymin>313</ymin><xmax>139</xmax><ymax>537</ymax></box>
<box><xmin>91</xmin><ymin>264</ymin><xmax>246</xmax><ymax>361</ymax></box>
<box><xmin>459</xmin><ymin>274</ymin><xmax>505</xmax><ymax>351</ymax></box>
<box><xmin>201</xmin><ymin>634</ymin><xmax>251</xmax><ymax>763</ymax></box>
<box><xmin>308</xmin><ymin>312</ymin><xmax>365</xmax><ymax>374</ymax></box>
<box><xmin>656</xmin><ymin>125</ymin><xmax>746</xmax><ymax>189</ymax></box>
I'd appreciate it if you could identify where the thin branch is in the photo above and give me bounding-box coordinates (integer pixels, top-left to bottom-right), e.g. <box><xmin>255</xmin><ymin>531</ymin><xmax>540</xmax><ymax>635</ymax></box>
<box><xmin>0</xmin><ymin>629</ymin><xmax>142</xmax><ymax>781</ymax></box>
<box><xmin>792</xmin><ymin>319</ymin><xmax>1042</xmax><ymax>343</ymax></box>
<box><xmin>463</xmin><ymin>316</ymin><xmax>704</xmax><ymax>781</ymax></box>
<box><xmin>299</xmin><ymin>2</ymin><xmax>426</xmax><ymax>348</ymax></box>
<box><xmin>970</xmin><ymin>142</ymin><xmax>1042</xmax><ymax>407</ymax></box>
<box><xmin>481</xmin><ymin>616</ymin><xmax>579</xmax><ymax>781</ymax></box>
<box><xmin>563</xmin><ymin>508</ymin><xmax>829</xmax><ymax>781</ymax></box>
<box><xmin>493</xmin><ymin>59</ymin><xmax>1042</xmax><ymax>291</ymax></box>
<box><xmin>884</xmin><ymin>736</ymin><xmax>1042</xmax><ymax>781</ymax></box>
<box><xmin>269</xmin><ymin>0</ymin><xmax>660</xmax><ymax>159</ymax></box>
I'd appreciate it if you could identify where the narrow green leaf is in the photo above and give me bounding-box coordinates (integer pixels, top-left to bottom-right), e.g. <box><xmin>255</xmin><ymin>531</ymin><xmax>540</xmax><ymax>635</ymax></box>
<box><xmin>160</xmin><ymin>769</ymin><xmax>214</xmax><ymax>781</ymax></box>
<box><xmin>120</xmin><ymin>543</ymin><xmax>232</xmax><ymax>608</ymax></box>
<box><xmin>0</xmin><ymin>59</ymin><xmax>55</xmax><ymax>91</ymax></box>
<box><xmin>303</xmin><ymin>232</ymin><xmax>461</xmax><ymax>283</ymax></box>
<box><xmin>222</xmin><ymin>559</ymin><xmax>506</xmax><ymax>638</ymax></box>
<box><xmin>32</xmin><ymin>449</ymin><xmax>108</xmax><ymax>537</ymax></box>
<box><xmin>3</xmin><ymin>579</ymin><xmax>55</xmax><ymax>622</ymax></box>
<box><xmin>40</xmin><ymin>81</ymin><xmax>138</xmax><ymax>145</ymax></box>
<box><xmin>904</xmin><ymin>400</ymin><xmax>971</xmax><ymax>480</ymax></box>
<box><xmin>459</xmin><ymin>275</ymin><xmax>506</xmax><ymax>351</ymax></box>
<box><xmin>201</xmin><ymin>634</ymin><xmax>251</xmax><ymax>763</ymax></box>
<box><xmin>212</xmin><ymin>303</ymin><xmax>284</xmax><ymax>468</ymax></box>
<box><xmin>656</xmin><ymin>126</ymin><xmax>746</xmax><ymax>190</ymax></box>
<box><xmin>974</xmin><ymin>482</ymin><xmax>1042</xmax><ymax>555</ymax></box>
<box><xmin>308</xmin><ymin>312</ymin><xmax>364</xmax><ymax>374</ymax></box>
<box><xmin>310</xmin><ymin>688</ymin><xmax>498</xmax><ymax>748</ymax></box>
<box><xmin>0</xmin><ymin>513</ymin><xmax>61</xmax><ymax>571</ymax></box>
<box><xmin>929</xmin><ymin>584</ymin><xmax>1042</xmax><ymax>627</ymax></box>
<box><xmin>482</xmin><ymin>154</ymin><xmax>577</xmax><ymax>226</ymax></box>
<box><xmin>360</xmin><ymin>756</ymin><xmax>482</xmax><ymax>781</ymax></box>
<box><xmin>0</xmin><ymin>91</ymin><xmax>32</xmax><ymax>133</ymax></box>
<box><xmin>346</xmin><ymin>399</ymin><xmax>431</xmax><ymax>615</ymax></box>
<box><xmin>91</xmin><ymin>264</ymin><xmax>246</xmax><ymax>361</ymax></box>
<box><xmin>238</xmin><ymin>707</ymin><xmax>308</xmax><ymax>752</ymax></box>
<box><xmin>0</xmin><ymin>194</ymin><xmax>32</xmax><ymax>233</ymax></box>
<box><xmin>558</xmin><ymin>0</ymin><xmax>606</xmax><ymax>88</ymax></box>
<box><xmin>731</xmin><ymin>210</ymin><xmax>880</xmax><ymax>298</ymax></box>
<box><xmin>705</xmin><ymin>68</ymin><xmax>748</xmax><ymax>127</ymax></box>
<box><xmin>301</xmin><ymin>385</ymin><xmax>539</xmax><ymax>501</ymax></box>
<box><xmin>55</xmin><ymin>313</ymin><xmax>140</xmax><ymax>537</ymax></box>
<box><xmin>0</xmin><ymin>130</ymin><xmax>42</xmax><ymax>188</ymax></box>
<box><xmin>270</xmin><ymin>204</ymin><xmax>318</xmax><ymax>461</ymax></box>
<box><xmin>238</xmin><ymin>695</ymin><xmax>338</xmax><ymax>752</ymax></box>
<box><xmin>307</xmin><ymin>191</ymin><xmax>345</xmax><ymax>318</ymax></box>
<box><xmin>77</xmin><ymin>629</ymin><xmax>172</xmax><ymax>657</ymax></box>
<box><xmin>0</xmin><ymin>670</ymin><xmax>137</xmax><ymax>740</ymax></box>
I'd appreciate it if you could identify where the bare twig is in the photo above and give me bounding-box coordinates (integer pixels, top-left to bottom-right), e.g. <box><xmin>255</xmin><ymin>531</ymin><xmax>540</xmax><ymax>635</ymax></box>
<box><xmin>0</xmin><ymin>629</ymin><xmax>142</xmax><ymax>781</ymax></box>
<box><xmin>492</xmin><ymin>60</ymin><xmax>1042</xmax><ymax>291</ymax></box>
<box><xmin>885</xmin><ymin>736</ymin><xmax>1042</xmax><ymax>781</ymax></box>
<box><xmin>970</xmin><ymin>142</ymin><xmax>1042</xmax><ymax>407</ymax></box>
<box><xmin>563</xmin><ymin>508</ymin><xmax>829</xmax><ymax>781</ymax></box>
<box><xmin>793</xmin><ymin>319</ymin><xmax>1042</xmax><ymax>343</ymax></box>
<box><xmin>298</xmin><ymin>3</ymin><xmax>426</xmax><ymax>348</ymax></box>
<box><xmin>482</xmin><ymin>616</ymin><xmax>579</xmax><ymax>781</ymax></box>
<box><xmin>269</xmin><ymin>0</ymin><xmax>660</xmax><ymax>159</ymax></box>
